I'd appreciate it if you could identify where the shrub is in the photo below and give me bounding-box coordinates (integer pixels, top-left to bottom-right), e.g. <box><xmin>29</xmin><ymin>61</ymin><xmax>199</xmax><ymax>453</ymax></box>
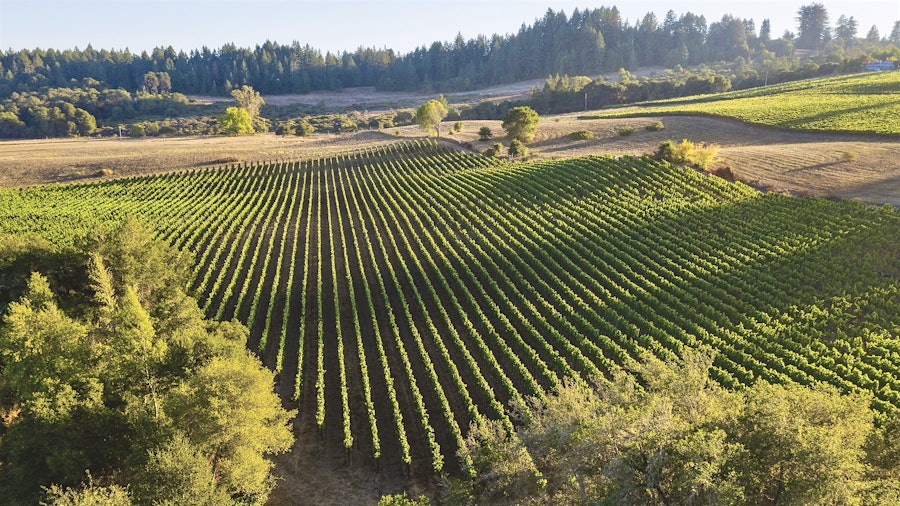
<box><xmin>568</xmin><ymin>130</ymin><xmax>595</xmax><ymax>140</ymax></box>
<box><xmin>295</xmin><ymin>119</ymin><xmax>315</xmax><ymax>137</ymax></box>
<box><xmin>841</xmin><ymin>151</ymin><xmax>857</xmax><ymax>162</ymax></box>
<box><xmin>691</xmin><ymin>142</ymin><xmax>721</xmax><ymax>169</ymax></box>
<box><xmin>95</xmin><ymin>168</ymin><xmax>115</xmax><ymax>178</ymax></box>
<box><xmin>618</xmin><ymin>125</ymin><xmax>635</xmax><ymax>136</ymax></box>
<box><xmin>478</xmin><ymin>126</ymin><xmax>493</xmax><ymax>141</ymax></box>
<box><xmin>656</xmin><ymin>140</ymin><xmax>679</xmax><ymax>161</ymax></box>
<box><xmin>275</xmin><ymin>120</ymin><xmax>295</xmax><ymax>136</ymax></box>
<box><xmin>378</xmin><ymin>492</ymin><xmax>431</xmax><ymax>506</ymax></box>
<box><xmin>393</xmin><ymin>110</ymin><xmax>415</xmax><ymax>126</ymax></box>
<box><xmin>509</xmin><ymin>139</ymin><xmax>529</xmax><ymax>158</ymax></box>
<box><xmin>335</xmin><ymin>117</ymin><xmax>358</xmax><ymax>133</ymax></box>
<box><xmin>711</xmin><ymin>165</ymin><xmax>736</xmax><ymax>181</ymax></box>
<box><xmin>452</xmin><ymin>121</ymin><xmax>464</xmax><ymax>133</ymax></box>
<box><xmin>645</xmin><ymin>121</ymin><xmax>665</xmax><ymax>131</ymax></box>
<box><xmin>129</xmin><ymin>124</ymin><xmax>145</xmax><ymax>138</ymax></box>
<box><xmin>483</xmin><ymin>142</ymin><xmax>503</xmax><ymax>157</ymax></box>
<box><xmin>656</xmin><ymin>139</ymin><xmax>721</xmax><ymax>169</ymax></box>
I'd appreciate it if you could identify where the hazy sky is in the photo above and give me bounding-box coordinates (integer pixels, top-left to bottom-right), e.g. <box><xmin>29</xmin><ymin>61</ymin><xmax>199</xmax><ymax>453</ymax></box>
<box><xmin>1</xmin><ymin>1</ymin><xmax>898</xmax><ymax>55</ymax></box>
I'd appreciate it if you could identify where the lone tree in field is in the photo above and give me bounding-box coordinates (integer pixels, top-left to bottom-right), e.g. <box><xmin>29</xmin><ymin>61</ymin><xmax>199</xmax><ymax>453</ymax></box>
<box><xmin>219</xmin><ymin>107</ymin><xmax>254</xmax><ymax>135</ymax></box>
<box><xmin>416</xmin><ymin>99</ymin><xmax>449</xmax><ymax>137</ymax></box>
<box><xmin>478</xmin><ymin>126</ymin><xmax>493</xmax><ymax>141</ymax></box>
<box><xmin>231</xmin><ymin>85</ymin><xmax>265</xmax><ymax>122</ymax></box>
<box><xmin>502</xmin><ymin>106</ymin><xmax>540</xmax><ymax>143</ymax></box>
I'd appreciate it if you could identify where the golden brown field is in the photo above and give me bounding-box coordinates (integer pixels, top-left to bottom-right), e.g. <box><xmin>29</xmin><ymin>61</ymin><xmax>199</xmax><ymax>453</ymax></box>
<box><xmin>2</xmin><ymin>113</ymin><xmax>897</xmax><ymax>207</ymax></box>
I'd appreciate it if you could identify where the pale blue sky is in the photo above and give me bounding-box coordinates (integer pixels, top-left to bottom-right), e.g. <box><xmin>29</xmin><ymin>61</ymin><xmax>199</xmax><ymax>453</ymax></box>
<box><xmin>1</xmin><ymin>1</ymin><xmax>897</xmax><ymax>54</ymax></box>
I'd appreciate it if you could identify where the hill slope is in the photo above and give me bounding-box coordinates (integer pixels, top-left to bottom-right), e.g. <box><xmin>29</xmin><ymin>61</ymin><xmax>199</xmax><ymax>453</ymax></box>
<box><xmin>585</xmin><ymin>71</ymin><xmax>900</xmax><ymax>135</ymax></box>
<box><xmin>1</xmin><ymin>142</ymin><xmax>898</xmax><ymax>483</ymax></box>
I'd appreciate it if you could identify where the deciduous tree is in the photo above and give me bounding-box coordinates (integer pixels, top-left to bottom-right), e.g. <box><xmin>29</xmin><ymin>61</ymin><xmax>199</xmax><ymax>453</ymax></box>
<box><xmin>231</xmin><ymin>85</ymin><xmax>264</xmax><ymax>121</ymax></box>
<box><xmin>219</xmin><ymin>106</ymin><xmax>254</xmax><ymax>135</ymax></box>
<box><xmin>416</xmin><ymin>99</ymin><xmax>448</xmax><ymax>137</ymax></box>
<box><xmin>142</xmin><ymin>72</ymin><xmax>159</xmax><ymax>94</ymax></box>
<box><xmin>501</xmin><ymin>106</ymin><xmax>540</xmax><ymax>143</ymax></box>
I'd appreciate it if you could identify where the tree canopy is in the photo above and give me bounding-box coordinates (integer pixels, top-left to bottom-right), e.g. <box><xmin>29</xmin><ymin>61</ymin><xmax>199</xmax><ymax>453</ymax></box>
<box><xmin>447</xmin><ymin>351</ymin><xmax>900</xmax><ymax>505</ymax></box>
<box><xmin>0</xmin><ymin>220</ymin><xmax>294</xmax><ymax>504</ymax></box>
<box><xmin>231</xmin><ymin>85</ymin><xmax>265</xmax><ymax>123</ymax></box>
<box><xmin>219</xmin><ymin>106</ymin><xmax>254</xmax><ymax>135</ymax></box>
<box><xmin>415</xmin><ymin>99</ymin><xmax>449</xmax><ymax>137</ymax></box>
<box><xmin>796</xmin><ymin>3</ymin><xmax>831</xmax><ymax>50</ymax></box>
<box><xmin>501</xmin><ymin>106</ymin><xmax>540</xmax><ymax>143</ymax></box>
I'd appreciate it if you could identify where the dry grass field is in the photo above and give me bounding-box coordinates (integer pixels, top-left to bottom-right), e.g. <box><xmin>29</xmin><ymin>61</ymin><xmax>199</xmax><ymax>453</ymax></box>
<box><xmin>408</xmin><ymin>114</ymin><xmax>900</xmax><ymax>207</ymax></box>
<box><xmin>1</xmin><ymin>111</ymin><xmax>897</xmax><ymax>209</ymax></box>
<box><xmin>0</xmin><ymin>131</ymin><xmax>398</xmax><ymax>187</ymax></box>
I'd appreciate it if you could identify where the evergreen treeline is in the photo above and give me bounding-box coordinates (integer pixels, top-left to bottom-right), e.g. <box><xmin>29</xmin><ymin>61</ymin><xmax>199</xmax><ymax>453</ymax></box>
<box><xmin>2</xmin><ymin>7</ymin><xmax>896</xmax><ymax>98</ymax></box>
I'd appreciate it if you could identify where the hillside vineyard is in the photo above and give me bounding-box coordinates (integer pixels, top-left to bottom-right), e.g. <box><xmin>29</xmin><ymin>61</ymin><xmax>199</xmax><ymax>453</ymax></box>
<box><xmin>1</xmin><ymin>141</ymin><xmax>898</xmax><ymax>476</ymax></box>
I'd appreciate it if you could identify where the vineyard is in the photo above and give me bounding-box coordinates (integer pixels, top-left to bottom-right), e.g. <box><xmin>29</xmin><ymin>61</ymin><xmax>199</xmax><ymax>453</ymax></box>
<box><xmin>1</xmin><ymin>140</ymin><xmax>898</xmax><ymax>477</ymax></box>
<box><xmin>583</xmin><ymin>71</ymin><xmax>900</xmax><ymax>135</ymax></box>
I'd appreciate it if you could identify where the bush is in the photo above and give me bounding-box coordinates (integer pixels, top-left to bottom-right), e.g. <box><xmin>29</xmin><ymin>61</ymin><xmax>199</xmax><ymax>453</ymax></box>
<box><xmin>568</xmin><ymin>130</ymin><xmax>595</xmax><ymax>140</ymax></box>
<box><xmin>275</xmin><ymin>120</ymin><xmax>295</xmax><ymax>136</ymax></box>
<box><xmin>508</xmin><ymin>139</ymin><xmax>529</xmax><ymax>158</ymax></box>
<box><xmin>334</xmin><ymin>117</ymin><xmax>358</xmax><ymax>133</ymax></box>
<box><xmin>656</xmin><ymin>140</ymin><xmax>679</xmax><ymax>161</ymax></box>
<box><xmin>656</xmin><ymin>139</ymin><xmax>721</xmax><ymax>169</ymax></box>
<box><xmin>645</xmin><ymin>121</ymin><xmax>665</xmax><ymax>131</ymax></box>
<box><xmin>841</xmin><ymin>151</ymin><xmax>857</xmax><ymax>162</ymax></box>
<box><xmin>482</xmin><ymin>142</ymin><xmax>504</xmax><ymax>157</ymax></box>
<box><xmin>452</xmin><ymin>121</ymin><xmax>464</xmax><ymax>133</ymax></box>
<box><xmin>129</xmin><ymin>124</ymin><xmax>145</xmax><ymax>138</ymax></box>
<box><xmin>94</xmin><ymin>168</ymin><xmax>115</xmax><ymax>178</ymax></box>
<box><xmin>295</xmin><ymin>119</ymin><xmax>315</xmax><ymax>137</ymax></box>
<box><xmin>378</xmin><ymin>492</ymin><xmax>431</xmax><ymax>506</ymax></box>
<box><xmin>618</xmin><ymin>125</ymin><xmax>635</xmax><ymax>136</ymax></box>
<box><xmin>393</xmin><ymin>110</ymin><xmax>415</xmax><ymax>126</ymax></box>
<box><xmin>478</xmin><ymin>126</ymin><xmax>493</xmax><ymax>141</ymax></box>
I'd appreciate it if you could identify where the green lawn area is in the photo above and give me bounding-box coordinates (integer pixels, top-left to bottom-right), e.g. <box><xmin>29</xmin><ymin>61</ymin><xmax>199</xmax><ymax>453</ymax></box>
<box><xmin>583</xmin><ymin>71</ymin><xmax>900</xmax><ymax>135</ymax></box>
